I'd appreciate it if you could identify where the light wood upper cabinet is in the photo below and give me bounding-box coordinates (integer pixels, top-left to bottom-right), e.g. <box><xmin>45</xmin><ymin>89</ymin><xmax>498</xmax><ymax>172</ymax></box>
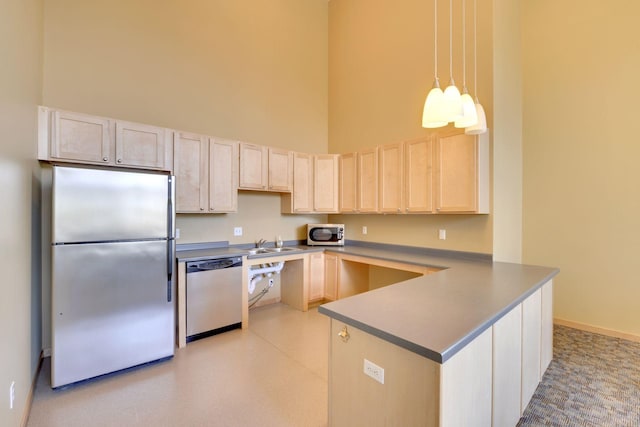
<box><xmin>314</xmin><ymin>154</ymin><xmax>339</xmax><ymax>212</ymax></box>
<box><xmin>282</xmin><ymin>153</ymin><xmax>339</xmax><ymax>214</ymax></box>
<box><xmin>239</xmin><ymin>142</ymin><xmax>268</xmax><ymax>190</ymax></box>
<box><xmin>268</xmin><ymin>147</ymin><xmax>293</xmax><ymax>192</ymax></box>
<box><xmin>379</xmin><ymin>142</ymin><xmax>404</xmax><ymax>213</ymax></box>
<box><xmin>38</xmin><ymin>107</ymin><xmax>172</xmax><ymax>171</ymax></box>
<box><xmin>405</xmin><ymin>137</ymin><xmax>434</xmax><ymax>213</ymax></box>
<box><xmin>435</xmin><ymin>131</ymin><xmax>489</xmax><ymax>214</ymax></box>
<box><xmin>339</xmin><ymin>153</ymin><xmax>357</xmax><ymax>213</ymax></box>
<box><xmin>209</xmin><ymin>138</ymin><xmax>239</xmax><ymax>212</ymax></box>
<box><xmin>115</xmin><ymin>121</ymin><xmax>172</xmax><ymax>169</ymax></box>
<box><xmin>358</xmin><ymin>147</ymin><xmax>379</xmax><ymax>213</ymax></box>
<box><xmin>45</xmin><ymin>109</ymin><xmax>111</xmax><ymax>165</ymax></box>
<box><xmin>174</xmin><ymin>133</ymin><xmax>238</xmax><ymax>214</ymax></box>
<box><xmin>173</xmin><ymin>132</ymin><xmax>208</xmax><ymax>213</ymax></box>
<box><xmin>282</xmin><ymin>152</ymin><xmax>313</xmax><ymax>213</ymax></box>
<box><xmin>239</xmin><ymin>143</ymin><xmax>292</xmax><ymax>192</ymax></box>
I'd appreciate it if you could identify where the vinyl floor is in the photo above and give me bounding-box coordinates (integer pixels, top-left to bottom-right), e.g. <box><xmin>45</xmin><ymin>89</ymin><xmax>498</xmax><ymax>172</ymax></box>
<box><xmin>27</xmin><ymin>304</ymin><xmax>640</xmax><ymax>426</ymax></box>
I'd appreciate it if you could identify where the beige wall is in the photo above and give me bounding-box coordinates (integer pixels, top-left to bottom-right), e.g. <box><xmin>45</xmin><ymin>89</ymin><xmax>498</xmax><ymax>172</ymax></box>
<box><xmin>0</xmin><ymin>0</ymin><xmax>43</xmax><ymax>425</ymax></box>
<box><xmin>491</xmin><ymin>0</ymin><xmax>522</xmax><ymax>263</ymax></box>
<box><xmin>327</xmin><ymin>0</ymin><xmax>494</xmax><ymax>254</ymax></box>
<box><xmin>42</xmin><ymin>0</ymin><xmax>329</xmax><ymax>245</ymax></box>
<box><xmin>523</xmin><ymin>1</ymin><xmax>640</xmax><ymax>336</ymax></box>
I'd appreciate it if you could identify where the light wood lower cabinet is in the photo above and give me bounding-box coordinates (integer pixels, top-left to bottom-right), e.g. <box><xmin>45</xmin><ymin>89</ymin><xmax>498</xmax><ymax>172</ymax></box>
<box><xmin>308</xmin><ymin>252</ymin><xmax>325</xmax><ymax>302</ymax></box>
<box><xmin>492</xmin><ymin>304</ymin><xmax>523</xmax><ymax>426</ymax></box>
<box><xmin>324</xmin><ymin>253</ymin><xmax>338</xmax><ymax>301</ymax></box>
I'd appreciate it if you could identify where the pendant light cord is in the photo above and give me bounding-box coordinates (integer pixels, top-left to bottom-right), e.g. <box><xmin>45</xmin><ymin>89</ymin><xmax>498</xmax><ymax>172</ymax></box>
<box><xmin>434</xmin><ymin>0</ymin><xmax>438</xmax><ymax>77</ymax></box>
<box><xmin>473</xmin><ymin>0</ymin><xmax>478</xmax><ymax>99</ymax></box>
<box><xmin>449</xmin><ymin>0</ymin><xmax>453</xmax><ymax>79</ymax></box>
<box><xmin>462</xmin><ymin>0</ymin><xmax>466</xmax><ymax>87</ymax></box>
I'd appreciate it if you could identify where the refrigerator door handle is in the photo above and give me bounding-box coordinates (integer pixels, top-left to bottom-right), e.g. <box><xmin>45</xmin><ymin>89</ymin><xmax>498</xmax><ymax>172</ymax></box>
<box><xmin>167</xmin><ymin>175</ymin><xmax>176</xmax><ymax>302</ymax></box>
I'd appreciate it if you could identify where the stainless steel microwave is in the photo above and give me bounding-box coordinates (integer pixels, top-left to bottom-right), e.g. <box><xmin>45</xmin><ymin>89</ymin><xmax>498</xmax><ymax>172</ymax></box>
<box><xmin>307</xmin><ymin>224</ymin><xmax>345</xmax><ymax>246</ymax></box>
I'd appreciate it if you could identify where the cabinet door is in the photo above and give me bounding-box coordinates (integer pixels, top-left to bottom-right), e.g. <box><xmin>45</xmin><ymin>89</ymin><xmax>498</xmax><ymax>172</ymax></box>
<box><xmin>324</xmin><ymin>253</ymin><xmax>338</xmax><ymax>301</ymax></box>
<box><xmin>50</xmin><ymin>110</ymin><xmax>111</xmax><ymax>164</ymax></box>
<box><xmin>239</xmin><ymin>142</ymin><xmax>268</xmax><ymax>190</ymax></box>
<box><xmin>435</xmin><ymin>132</ymin><xmax>478</xmax><ymax>213</ymax></box>
<box><xmin>291</xmin><ymin>152</ymin><xmax>314</xmax><ymax>212</ymax></box>
<box><xmin>440</xmin><ymin>327</ymin><xmax>493</xmax><ymax>427</ymax></box>
<box><xmin>521</xmin><ymin>288</ymin><xmax>542</xmax><ymax>412</ymax></box>
<box><xmin>314</xmin><ymin>154</ymin><xmax>339</xmax><ymax>213</ymax></box>
<box><xmin>358</xmin><ymin>148</ymin><xmax>379</xmax><ymax>213</ymax></box>
<box><xmin>540</xmin><ymin>280</ymin><xmax>554</xmax><ymax>376</ymax></box>
<box><xmin>115</xmin><ymin>121</ymin><xmax>171</xmax><ymax>170</ymax></box>
<box><xmin>405</xmin><ymin>137</ymin><xmax>434</xmax><ymax>213</ymax></box>
<box><xmin>379</xmin><ymin>142</ymin><xmax>404</xmax><ymax>213</ymax></box>
<box><xmin>339</xmin><ymin>153</ymin><xmax>357</xmax><ymax>213</ymax></box>
<box><xmin>174</xmin><ymin>132</ymin><xmax>208</xmax><ymax>213</ymax></box>
<box><xmin>268</xmin><ymin>148</ymin><xmax>293</xmax><ymax>192</ymax></box>
<box><xmin>308</xmin><ymin>252</ymin><xmax>325</xmax><ymax>302</ymax></box>
<box><xmin>492</xmin><ymin>304</ymin><xmax>523</xmax><ymax>427</ymax></box>
<box><xmin>209</xmin><ymin>138</ymin><xmax>238</xmax><ymax>213</ymax></box>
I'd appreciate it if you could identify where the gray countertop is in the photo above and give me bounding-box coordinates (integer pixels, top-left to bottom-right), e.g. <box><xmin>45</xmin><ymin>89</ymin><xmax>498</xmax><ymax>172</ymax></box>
<box><xmin>175</xmin><ymin>240</ymin><xmax>323</xmax><ymax>262</ymax></box>
<box><xmin>318</xmin><ymin>242</ymin><xmax>559</xmax><ymax>364</ymax></box>
<box><xmin>175</xmin><ymin>240</ymin><xmax>558</xmax><ymax>364</ymax></box>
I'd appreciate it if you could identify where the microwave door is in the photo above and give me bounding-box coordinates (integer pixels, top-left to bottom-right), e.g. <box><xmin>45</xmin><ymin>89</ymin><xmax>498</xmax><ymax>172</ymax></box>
<box><xmin>311</xmin><ymin>228</ymin><xmax>335</xmax><ymax>242</ymax></box>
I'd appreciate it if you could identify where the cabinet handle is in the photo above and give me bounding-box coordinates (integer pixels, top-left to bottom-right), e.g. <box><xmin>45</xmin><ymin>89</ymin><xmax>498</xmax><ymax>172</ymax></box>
<box><xmin>117</xmin><ymin>159</ymin><xmax>122</xmax><ymax>164</ymax></box>
<box><xmin>397</xmin><ymin>208</ymin><xmax>401</xmax><ymax>213</ymax></box>
<box><xmin>102</xmin><ymin>157</ymin><xmax>108</xmax><ymax>162</ymax></box>
<box><xmin>338</xmin><ymin>325</ymin><xmax>350</xmax><ymax>343</ymax></box>
<box><xmin>200</xmin><ymin>207</ymin><xmax>205</xmax><ymax>211</ymax></box>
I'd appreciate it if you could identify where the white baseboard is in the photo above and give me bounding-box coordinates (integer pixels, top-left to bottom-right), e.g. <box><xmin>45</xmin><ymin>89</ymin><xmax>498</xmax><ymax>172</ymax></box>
<box><xmin>554</xmin><ymin>318</ymin><xmax>640</xmax><ymax>343</ymax></box>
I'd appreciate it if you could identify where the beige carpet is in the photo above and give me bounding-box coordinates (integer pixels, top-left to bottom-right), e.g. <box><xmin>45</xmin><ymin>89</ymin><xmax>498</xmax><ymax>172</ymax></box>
<box><xmin>518</xmin><ymin>325</ymin><xmax>640</xmax><ymax>426</ymax></box>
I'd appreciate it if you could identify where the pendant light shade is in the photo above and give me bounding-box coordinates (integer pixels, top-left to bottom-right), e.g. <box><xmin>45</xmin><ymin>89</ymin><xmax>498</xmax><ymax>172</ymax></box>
<box><xmin>422</xmin><ymin>78</ymin><xmax>448</xmax><ymax>128</ymax></box>
<box><xmin>455</xmin><ymin>89</ymin><xmax>478</xmax><ymax>128</ymax></box>
<box><xmin>422</xmin><ymin>0</ymin><xmax>447</xmax><ymax>128</ymax></box>
<box><xmin>443</xmin><ymin>0</ymin><xmax>462</xmax><ymax>122</ymax></box>
<box><xmin>465</xmin><ymin>98</ymin><xmax>486</xmax><ymax>134</ymax></box>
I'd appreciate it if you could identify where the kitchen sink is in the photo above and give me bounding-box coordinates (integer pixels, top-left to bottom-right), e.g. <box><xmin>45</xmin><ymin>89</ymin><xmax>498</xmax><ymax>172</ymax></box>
<box><xmin>266</xmin><ymin>247</ymin><xmax>299</xmax><ymax>252</ymax></box>
<box><xmin>247</xmin><ymin>247</ymin><xmax>302</xmax><ymax>255</ymax></box>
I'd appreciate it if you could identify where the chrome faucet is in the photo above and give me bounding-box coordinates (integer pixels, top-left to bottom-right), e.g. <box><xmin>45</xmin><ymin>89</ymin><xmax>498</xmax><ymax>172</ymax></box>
<box><xmin>256</xmin><ymin>239</ymin><xmax>267</xmax><ymax>248</ymax></box>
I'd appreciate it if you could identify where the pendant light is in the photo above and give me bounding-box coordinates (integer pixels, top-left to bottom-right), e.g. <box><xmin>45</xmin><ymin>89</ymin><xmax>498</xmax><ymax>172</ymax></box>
<box><xmin>422</xmin><ymin>0</ymin><xmax>447</xmax><ymax>128</ymax></box>
<box><xmin>454</xmin><ymin>0</ymin><xmax>478</xmax><ymax>128</ymax></box>
<box><xmin>441</xmin><ymin>0</ymin><xmax>463</xmax><ymax>122</ymax></box>
<box><xmin>465</xmin><ymin>0</ymin><xmax>487</xmax><ymax>134</ymax></box>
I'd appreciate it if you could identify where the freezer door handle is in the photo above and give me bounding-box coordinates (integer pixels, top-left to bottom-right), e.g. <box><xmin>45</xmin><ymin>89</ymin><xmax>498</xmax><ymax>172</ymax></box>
<box><xmin>167</xmin><ymin>175</ymin><xmax>175</xmax><ymax>303</ymax></box>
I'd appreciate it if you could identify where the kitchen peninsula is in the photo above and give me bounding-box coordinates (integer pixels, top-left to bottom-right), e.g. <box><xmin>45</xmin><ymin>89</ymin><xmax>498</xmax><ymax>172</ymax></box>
<box><xmin>317</xmin><ymin>243</ymin><xmax>558</xmax><ymax>427</ymax></box>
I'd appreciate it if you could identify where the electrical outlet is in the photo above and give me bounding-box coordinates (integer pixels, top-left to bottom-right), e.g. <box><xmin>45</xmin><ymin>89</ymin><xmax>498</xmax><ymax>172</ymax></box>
<box><xmin>9</xmin><ymin>381</ymin><xmax>15</xmax><ymax>409</ymax></box>
<box><xmin>362</xmin><ymin>226</ymin><xmax>368</xmax><ymax>235</ymax></box>
<box><xmin>438</xmin><ymin>229</ymin><xmax>446</xmax><ymax>240</ymax></box>
<box><xmin>233</xmin><ymin>227</ymin><xmax>243</xmax><ymax>237</ymax></box>
<box><xmin>363</xmin><ymin>359</ymin><xmax>384</xmax><ymax>384</ymax></box>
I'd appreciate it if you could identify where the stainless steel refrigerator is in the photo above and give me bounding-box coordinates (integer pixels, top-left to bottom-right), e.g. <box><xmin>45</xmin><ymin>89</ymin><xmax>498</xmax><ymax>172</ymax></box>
<box><xmin>50</xmin><ymin>165</ymin><xmax>175</xmax><ymax>388</ymax></box>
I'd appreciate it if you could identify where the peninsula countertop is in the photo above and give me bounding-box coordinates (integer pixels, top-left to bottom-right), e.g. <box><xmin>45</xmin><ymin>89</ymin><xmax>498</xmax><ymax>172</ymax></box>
<box><xmin>318</xmin><ymin>242</ymin><xmax>559</xmax><ymax>364</ymax></box>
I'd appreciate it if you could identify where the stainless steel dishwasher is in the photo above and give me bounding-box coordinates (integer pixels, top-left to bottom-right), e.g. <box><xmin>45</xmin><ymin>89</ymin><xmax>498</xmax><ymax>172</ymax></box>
<box><xmin>186</xmin><ymin>256</ymin><xmax>243</xmax><ymax>342</ymax></box>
